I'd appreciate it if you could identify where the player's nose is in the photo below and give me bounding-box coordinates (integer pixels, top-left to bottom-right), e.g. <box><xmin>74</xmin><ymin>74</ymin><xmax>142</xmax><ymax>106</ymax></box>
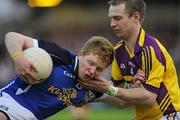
<box><xmin>88</xmin><ymin>67</ymin><xmax>96</xmax><ymax>77</ymax></box>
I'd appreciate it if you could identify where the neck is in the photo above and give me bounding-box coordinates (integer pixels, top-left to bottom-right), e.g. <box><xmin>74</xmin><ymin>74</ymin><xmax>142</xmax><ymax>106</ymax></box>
<box><xmin>124</xmin><ymin>25</ymin><xmax>141</xmax><ymax>53</ymax></box>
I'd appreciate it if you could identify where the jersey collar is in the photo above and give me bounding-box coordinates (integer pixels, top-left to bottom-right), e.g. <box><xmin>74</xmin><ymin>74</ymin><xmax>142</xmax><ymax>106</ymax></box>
<box><xmin>73</xmin><ymin>56</ymin><xmax>79</xmax><ymax>79</ymax></box>
<box><xmin>134</xmin><ymin>28</ymin><xmax>146</xmax><ymax>54</ymax></box>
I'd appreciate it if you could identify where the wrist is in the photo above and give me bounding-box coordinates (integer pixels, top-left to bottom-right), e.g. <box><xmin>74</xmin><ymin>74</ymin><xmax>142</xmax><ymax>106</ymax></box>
<box><xmin>11</xmin><ymin>51</ymin><xmax>23</xmax><ymax>60</ymax></box>
<box><xmin>106</xmin><ymin>85</ymin><xmax>118</xmax><ymax>96</ymax></box>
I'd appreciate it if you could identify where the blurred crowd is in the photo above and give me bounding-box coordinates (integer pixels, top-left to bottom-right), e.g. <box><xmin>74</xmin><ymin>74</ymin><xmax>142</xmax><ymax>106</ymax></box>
<box><xmin>0</xmin><ymin>0</ymin><xmax>179</xmax><ymax>86</ymax></box>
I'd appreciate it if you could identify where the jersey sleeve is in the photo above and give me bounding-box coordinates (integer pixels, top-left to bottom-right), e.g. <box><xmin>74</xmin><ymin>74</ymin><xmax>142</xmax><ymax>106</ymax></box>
<box><xmin>142</xmin><ymin>45</ymin><xmax>166</xmax><ymax>94</ymax></box>
<box><xmin>37</xmin><ymin>40</ymin><xmax>75</xmax><ymax>66</ymax></box>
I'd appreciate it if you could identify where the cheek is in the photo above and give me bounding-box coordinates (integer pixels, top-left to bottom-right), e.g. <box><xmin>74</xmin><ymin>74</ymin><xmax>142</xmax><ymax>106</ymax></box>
<box><xmin>79</xmin><ymin>62</ymin><xmax>88</xmax><ymax>73</ymax></box>
<box><xmin>78</xmin><ymin>65</ymin><xmax>84</xmax><ymax>79</ymax></box>
<box><xmin>121</xmin><ymin>21</ymin><xmax>129</xmax><ymax>28</ymax></box>
<box><xmin>83</xmin><ymin>61</ymin><xmax>90</xmax><ymax>68</ymax></box>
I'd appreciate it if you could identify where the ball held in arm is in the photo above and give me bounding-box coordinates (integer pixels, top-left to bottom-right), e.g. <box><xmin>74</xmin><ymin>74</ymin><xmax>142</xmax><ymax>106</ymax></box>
<box><xmin>22</xmin><ymin>47</ymin><xmax>53</xmax><ymax>84</ymax></box>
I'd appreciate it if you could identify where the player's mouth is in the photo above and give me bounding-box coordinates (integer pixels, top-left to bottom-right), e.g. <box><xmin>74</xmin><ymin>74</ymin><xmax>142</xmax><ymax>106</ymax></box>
<box><xmin>84</xmin><ymin>74</ymin><xmax>94</xmax><ymax>80</ymax></box>
<box><xmin>114</xmin><ymin>29</ymin><xmax>121</xmax><ymax>33</ymax></box>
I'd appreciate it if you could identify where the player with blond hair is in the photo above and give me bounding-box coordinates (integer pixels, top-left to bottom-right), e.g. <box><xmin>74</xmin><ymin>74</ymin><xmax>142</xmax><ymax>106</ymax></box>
<box><xmin>0</xmin><ymin>32</ymin><xmax>114</xmax><ymax>120</ymax></box>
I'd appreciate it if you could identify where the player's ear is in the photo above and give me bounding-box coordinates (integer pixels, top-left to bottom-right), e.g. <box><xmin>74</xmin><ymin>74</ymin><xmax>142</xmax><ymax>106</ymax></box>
<box><xmin>77</xmin><ymin>50</ymin><xmax>84</xmax><ymax>57</ymax></box>
<box><xmin>131</xmin><ymin>12</ymin><xmax>140</xmax><ymax>23</ymax></box>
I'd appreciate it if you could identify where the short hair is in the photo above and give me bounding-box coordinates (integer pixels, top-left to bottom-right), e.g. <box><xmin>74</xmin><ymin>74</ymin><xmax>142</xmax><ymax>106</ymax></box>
<box><xmin>108</xmin><ymin>0</ymin><xmax>146</xmax><ymax>22</ymax></box>
<box><xmin>81</xmin><ymin>36</ymin><xmax>114</xmax><ymax>66</ymax></box>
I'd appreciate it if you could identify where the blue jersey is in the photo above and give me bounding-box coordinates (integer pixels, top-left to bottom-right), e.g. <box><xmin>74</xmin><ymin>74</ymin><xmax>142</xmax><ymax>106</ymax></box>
<box><xmin>0</xmin><ymin>40</ymin><xmax>103</xmax><ymax>119</ymax></box>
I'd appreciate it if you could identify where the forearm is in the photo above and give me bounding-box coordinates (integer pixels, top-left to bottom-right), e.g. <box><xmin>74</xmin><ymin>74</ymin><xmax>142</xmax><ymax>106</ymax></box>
<box><xmin>99</xmin><ymin>95</ymin><xmax>131</xmax><ymax>109</ymax></box>
<box><xmin>115</xmin><ymin>87</ymin><xmax>156</xmax><ymax>106</ymax></box>
<box><xmin>79</xmin><ymin>76</ymin><xmax>156</xmax><ymax>106</ymax></box>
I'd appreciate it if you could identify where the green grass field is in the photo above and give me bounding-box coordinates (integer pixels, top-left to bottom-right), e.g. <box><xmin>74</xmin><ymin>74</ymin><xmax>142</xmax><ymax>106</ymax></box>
<box><xmin>48</xmin><ymin>107</ymin><xmax>134</xmax><ymax>120</ymax></box>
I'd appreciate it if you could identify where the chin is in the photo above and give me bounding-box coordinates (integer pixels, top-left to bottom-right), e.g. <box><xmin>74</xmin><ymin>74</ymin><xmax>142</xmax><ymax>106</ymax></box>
<box><xmin>117</xmin><ymin>33</ymin><xmax>123</xmax><ymax>36</ymax></box>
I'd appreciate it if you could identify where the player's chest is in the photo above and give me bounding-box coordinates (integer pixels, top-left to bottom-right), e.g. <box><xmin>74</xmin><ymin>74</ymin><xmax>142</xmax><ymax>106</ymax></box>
<box><xmin>118</xmin><ymin>56</ymin><xmax>141</xmax><ymax>76</ymax></box>
<box><xmin>115</xmin><ymin>47</ymin><xmax>142</xmax><ymax>76</ymax></box>
<box><xmin>48</xmin><ymin>66</ymin><xmax>77</xmax><ymax>87</ymax></box>
<box><xmin>47</xmin><ymin>83</ymin><xmax>96</xmax><ymax>107</ymax></box>
<box><xmin>47</xmin><ymin>67</ymin><xmax>96</xmax><ymax>106</ymax></box>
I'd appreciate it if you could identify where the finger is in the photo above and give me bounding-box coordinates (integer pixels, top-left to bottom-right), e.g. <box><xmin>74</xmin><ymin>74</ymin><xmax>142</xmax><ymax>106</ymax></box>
<box><xmin>25</xmin><ymin>72</ymin><xmax>37</xmax><ymax>81</ymax></box>
<box><xmin>20</xmin><ymin>74</ymin><xmax>29</xmax><ymax>82</ymax></box>
<box><xmin>21</xmin><ymin>66</ymin><xmax>37</xmax><ymax>80</ymax></box>
<box><xmin>19</xmin><ymin>70</ymin><xmax>26</xmax><ymax>77</ymax></box>
<box><xmin>30</xmin><ymin>63</ymin><xmax>38</xmax><ymax>72</ymax></box>
<box><xmin>95</xmin><ymin>76</ymin><xmax>107</xmax><ymax>81</ymax></box>
<box><xmin>135</xmin><ymin>75</ymin><xmax>145</xmax><ymax>80</ymax></box>
<box><xmin>136</xmin><ymin>71</ymin><xmax>145</xmax><ymax>77</ymax></box>
<box><xmin>137</xmin><ymin>69</ymin><xmax>144</xmax><ymax>76</ymax></box>
<box><xmin>83</xmin><ymin>80</ymin><xmax>96</xmax><ymax>84</ymax></box>
<box><xmin>134</xmin><ymin>72</ymin><xmax>145</xmax><ymax>78</ymax></box>
<box><xmin>78</xmin><ymin>80</ymin><xmax>90</xmax><ymax>86</ymax></box>
<box><xmin>134</xmin><ymin>75</ymin><xmax>145</xmax><ymax>82</ymax></box>
<box><xmin>137</xmin><ymin>68</ymin><xmax>144</xmax><ymax>72</ymax></box>
<box><xmin>78</xmin><ymin>82</ymin><xmax>94</xmax><ymax>89</ymax></box>
<box><xmin>79</xmin><ymin>80</ymin><xmax>99</xmax><ymax>87</ymax></box>
<box><xmin>135</xmin><ymin>80</ymin><xmax>141</xmax><ymax>85</ymax></box>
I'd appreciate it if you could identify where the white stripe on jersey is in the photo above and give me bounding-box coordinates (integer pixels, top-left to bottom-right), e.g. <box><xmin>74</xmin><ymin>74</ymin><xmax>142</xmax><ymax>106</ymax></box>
<box><xmin>33</xmin><ymin>39</ymin><xmax>39</xmax><ymax>48</ymax></box>
<box><xmin>160</xmin><ymin>112</ymin><xmax>180</xmax><ymax>120</ymax></box>
<box><xmin>73</xmin><ymin>56</ymin><xmax>78</xmax><ymax>71</ymax></box>
<box><xmin>0</xmin><ymin>92</ymin><xmax>37</xmax><ymax>120</ymax></box>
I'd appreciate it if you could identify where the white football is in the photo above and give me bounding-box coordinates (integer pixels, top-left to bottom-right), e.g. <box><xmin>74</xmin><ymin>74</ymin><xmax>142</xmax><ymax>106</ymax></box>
<box><xmin>23</xmin><ymin>47</ymin><xmax>53</xmax><ymax>84</ymax></box>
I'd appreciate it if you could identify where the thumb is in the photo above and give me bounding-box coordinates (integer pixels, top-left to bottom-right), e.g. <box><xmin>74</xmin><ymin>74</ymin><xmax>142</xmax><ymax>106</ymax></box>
<box><xmin>30</xmin><ymin>63</ymin><xmax>38</xmax><ymax>72</ymax></box>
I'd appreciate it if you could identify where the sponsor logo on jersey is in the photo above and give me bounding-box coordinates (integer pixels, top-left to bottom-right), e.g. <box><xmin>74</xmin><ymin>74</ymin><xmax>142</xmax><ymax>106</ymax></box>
<box><xmin>75</xmin><ymin>83</ymin><xmax>82</xmax><ymax>89</ymax></box>
<box><xmin>120</xmin><ymin>64</ymin><xmax>126</xmax><ymax>69</ymax></box>
<box><xmin>84</xmin><ymin>90</ymin><xmax>95</xmax><ymax>103</ymax></box>
<box><xmin>74</xmin><ymin>90</ymin><xmax>96</xmax><ymax>107</ymax></box>
<box><xmin>64</xmin><ymin>71</ymin><xmax>75</xmax><ymax>79</ymax></box>
<box><xmin>15</xmin><ymin>85</ymin><xmax>32</xmax><ymax>95</ymax></box>
<box><xmin>48</xmin><ymin>86</ymin><xmax>76</xmax><ymax>106</ymax></box>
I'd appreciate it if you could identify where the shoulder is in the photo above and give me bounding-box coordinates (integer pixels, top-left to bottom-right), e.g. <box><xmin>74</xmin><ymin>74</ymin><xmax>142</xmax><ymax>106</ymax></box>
<box><xmin>144</xmin><ymin>33</ymin><xmax>168</xmax><ymax>54</ymax></box>
<box><xmin>36</xmin><ymin>39</ymin><xmax>76</xmax><ymax>66</ymax></box>
<box><xmin>143</xmin><ymin>34</ymin><xmax>169</xmax><ymax>67</ymax></box>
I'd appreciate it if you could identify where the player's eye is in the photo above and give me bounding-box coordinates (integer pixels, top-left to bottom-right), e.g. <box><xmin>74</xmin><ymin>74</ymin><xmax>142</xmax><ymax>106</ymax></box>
<box><xmin>114</xmin><ymin>16</ymin><xmax>122</xmax><ymax>21</ymax></box>
<box><xmin>88</xmin><ymin>61</ymin><xmax>95</xmax><ymax>66</ymax></box>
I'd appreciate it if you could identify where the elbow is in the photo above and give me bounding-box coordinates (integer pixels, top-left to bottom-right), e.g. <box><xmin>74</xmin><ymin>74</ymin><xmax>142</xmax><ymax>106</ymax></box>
<box><xmin>5</xmin><ymin>32</ymin><xmax>16</xmax><ymax>42</ymax></box>
<box><xmin>5</xmin><ymin>32</ymin><xmax>15</xmax><ymax>38</ymax></box>
<box><xmin>146</xmin><ymin>97</ymin><xmax>156</xmax><ymax>106</ymax></box>
<box><xmin>145</xmin><ymin>92</ymin><xmax>157</xmax><ymax>107</ymax></box>
<box><xmin>5</xmin><ymin>31</ymin><xmax>18</xmax><ymax>36</ymax></box>
<box><xmin>5</xmin><ymin>32</ymin><xmax>24</xmax><ymax>46</ymax></box>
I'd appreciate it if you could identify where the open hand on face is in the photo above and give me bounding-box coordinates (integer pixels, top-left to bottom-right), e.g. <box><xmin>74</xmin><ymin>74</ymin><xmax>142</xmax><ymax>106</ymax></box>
<box><xmin>78</xmin><ymin>76</ymin><xmax>112</xmax><ymax>93</ymax></box>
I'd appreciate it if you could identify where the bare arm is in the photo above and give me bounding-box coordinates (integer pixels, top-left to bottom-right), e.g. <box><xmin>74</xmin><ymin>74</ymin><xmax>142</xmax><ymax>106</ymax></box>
<box><xmin>97</xmin><ymin>95</ymin><xmax>132</xmax><ymax>109</ymax></box>
<box><xmin>114</xmin><ymin>69</ymin><xmax>157</xmax><ymax>106</ymax></box>
<box><xmin>79</xmin><ymin>69</ymin><xmax>157</xmax><ymax>106</ymax></box>
<box><xmin>80</xmin><ymin>78</ymin><xmax>156</xmax><ymax>106</ymax></box>
<box><xmin>5</xmin><ymin>32</ymin><xmax>37</xmax><ymax>80</ymax></box>
<box><xmin>5</xmin><ymin>32</ymin><xmax>34</xmax><ymax>56</ymax></box>
<box><xmin>116</xmin><ymin>86</ymin><xmax>156</xmax><ymax>106</ymax></box>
